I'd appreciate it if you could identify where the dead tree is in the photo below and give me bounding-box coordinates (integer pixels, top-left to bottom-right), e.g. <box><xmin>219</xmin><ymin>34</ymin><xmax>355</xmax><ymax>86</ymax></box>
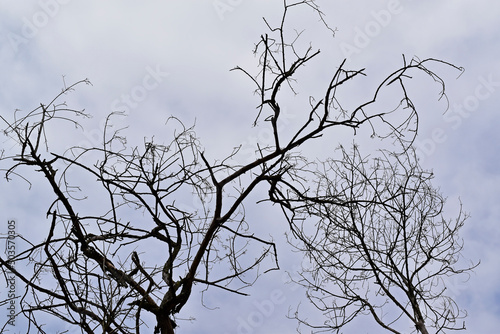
<box><xmin>269</xmin><ymin>144</ymin><xmax>478</xmax><ymax>333</ymax></box>
<box><xmin>0</xmin><ymin>1</ymin><xmax>464</xmax><ymax>333</ymax></box>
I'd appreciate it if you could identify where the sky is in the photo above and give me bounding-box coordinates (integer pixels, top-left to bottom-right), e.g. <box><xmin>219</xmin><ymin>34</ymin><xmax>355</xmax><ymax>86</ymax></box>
<box><xmin>0</xmin><ymin>0</ymin><xmax>499</xmax><ymax>333</ymax></box>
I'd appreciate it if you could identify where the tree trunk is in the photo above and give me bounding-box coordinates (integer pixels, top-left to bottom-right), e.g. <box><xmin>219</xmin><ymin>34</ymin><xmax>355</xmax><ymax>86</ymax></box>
<box><xmin>155</xmin><ymin>314</ymin><xmax>175</xmax><ymax>334</ymax></box>
<box><xmin>415</xmin><ymin>320</ymin><xmax>429</xmax><ymax>334</ymax></box>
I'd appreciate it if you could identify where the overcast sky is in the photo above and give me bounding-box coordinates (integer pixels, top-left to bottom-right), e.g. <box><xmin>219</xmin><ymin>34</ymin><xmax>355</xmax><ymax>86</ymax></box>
<box><xmin>1</xmin><ymin>1</ymin><xmax>499</xmax><ymax>333</ymax></box>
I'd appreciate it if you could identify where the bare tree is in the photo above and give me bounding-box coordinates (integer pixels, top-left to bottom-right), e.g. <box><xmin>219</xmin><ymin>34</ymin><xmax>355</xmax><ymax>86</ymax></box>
<box><xmin>0</xmin><ymin>1</ymin><xmax>465</xmax><ymax>333</ymax></box>
<box><xmin>269</xmin><ymin>143</ymin><xmax>478</xmax><ymax>333</ymax></box>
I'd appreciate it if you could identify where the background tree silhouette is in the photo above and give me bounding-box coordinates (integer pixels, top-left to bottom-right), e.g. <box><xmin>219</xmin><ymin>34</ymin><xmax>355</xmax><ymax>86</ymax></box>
<box><xmin>268</xmin><ymin>143</ymin><xmax>478</xmax><ymax>333</ymax></box>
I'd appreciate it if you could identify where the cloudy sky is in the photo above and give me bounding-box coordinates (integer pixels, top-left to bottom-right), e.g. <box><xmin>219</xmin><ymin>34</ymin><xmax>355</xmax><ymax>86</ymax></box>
<box><xmin>1</xmin><ymin>0</ymin><xmax>499</xmax><ymax>333</ymax></box>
